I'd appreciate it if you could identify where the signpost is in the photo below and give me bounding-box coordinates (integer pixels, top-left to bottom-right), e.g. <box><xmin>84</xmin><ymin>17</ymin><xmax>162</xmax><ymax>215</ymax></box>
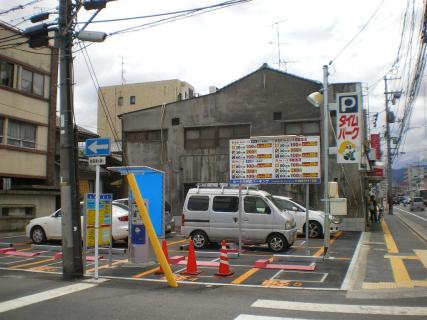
<box><xmin>336</xmin><ymin>93</ymin><xmax>362</xmax><ymax>164</ymax></box>
<box><xmin>230</xmin><ymin>135</ymin><xmax>321</xmax><ymax>254</ymax></box>
<box><xmin>84</xmin><ymin>138</ymin><xmax>111</xmax><ymax>279</ymax></box>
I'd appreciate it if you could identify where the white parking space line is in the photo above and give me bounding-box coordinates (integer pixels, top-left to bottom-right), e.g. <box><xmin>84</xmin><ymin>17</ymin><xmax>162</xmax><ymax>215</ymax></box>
<box><xmin>252</xmin><ymin>299</ymin><xmax>427</xmax><ymax>316</ymax></box>
<box><xmin>0</xmin><ymin>234</ymin><xmax>26</xmax><ymax>240</ymax></box>
<box><xmin>395</xmin><ymin>207</ymin><xmax>427</xmax><ymax>222</ymax></box>
<box><xmin>234</xmin><ymin>315</ymin><xmax>314</xmax><ymax>320</ymax></box>
<box><xmin>2</xmin><ymin>258</ymin><xmax>35</xmax><ymax>265</ymax></box>
<box><xmin>0</xmin><ymin>282</ymin><xmax>99</xmax><ymax>313</ymax></box>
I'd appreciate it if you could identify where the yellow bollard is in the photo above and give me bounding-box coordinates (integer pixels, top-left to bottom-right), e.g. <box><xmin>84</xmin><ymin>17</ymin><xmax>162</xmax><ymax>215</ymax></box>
<box><xmin>127</xmin><ymin>173</ymin><xmax>178</xmax><ymax>288</ymax></box>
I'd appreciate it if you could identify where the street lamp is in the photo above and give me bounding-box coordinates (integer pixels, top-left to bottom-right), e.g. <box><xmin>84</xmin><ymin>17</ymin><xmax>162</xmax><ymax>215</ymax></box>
<box><xmin>307</xmin><ymin>65</ymin><xmax>330</xmax><ymax>257</ymax></box>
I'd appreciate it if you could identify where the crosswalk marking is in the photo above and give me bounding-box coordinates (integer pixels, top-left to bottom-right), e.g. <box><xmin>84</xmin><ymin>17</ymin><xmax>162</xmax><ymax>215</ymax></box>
<box><xmin>0</xmin><ymin>281</ymin><xmax>99</xmax><ymax>313</ymax></box>
<box><xmin>251</xmin><ymin>299</ymin><xmax>427</xmax><ymax>316</ymax></box>
<box><xmin>234</xmin><ymin>315</ymin><xmax>313</xmax><ymax>320</ymax></box>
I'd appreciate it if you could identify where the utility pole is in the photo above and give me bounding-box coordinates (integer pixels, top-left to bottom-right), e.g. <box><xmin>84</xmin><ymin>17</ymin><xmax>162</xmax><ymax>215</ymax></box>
<box><xmin>322</xmin><ymin>65</ymin><xmax>330</xmax><ymax>256</ymax></box>
<box><xmin>59</xmin><ymin>0</ymin><xmax>83</xmax><ymax>279</ymax></box>
<box><xmin>384</xmin><ymin>76</ymin><xmax>395</xmax><ymax>215</ymax></box>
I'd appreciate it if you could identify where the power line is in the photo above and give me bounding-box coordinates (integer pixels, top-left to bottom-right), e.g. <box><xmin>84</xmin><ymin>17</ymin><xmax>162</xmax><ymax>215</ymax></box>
<box><xmin>329</xmin><ymin>0</ymin><xmax>385</xmax><ymax>65</ymax></box>
<box><xmin>77</xmin><ymin>1</ymin><xmax>250</xmax><ymax>25</ymax></box>
<box><xmin>0</xmin><ymin>0</ymin><xmax>42</xmax><ymax>16</ymax></box>
<box><xmin>108</xmin><ymin>0</ymin><xmax>252</xmax><ymax>36</ymax></box>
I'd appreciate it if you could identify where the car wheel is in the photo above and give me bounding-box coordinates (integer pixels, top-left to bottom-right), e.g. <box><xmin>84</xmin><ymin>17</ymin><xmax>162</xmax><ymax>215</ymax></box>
<box><xmin>31</xmin><ymin>226</ymin><xmax>46</xmax><ymax>244</ymax></box>
<box><xmin>267</xmin><ymin>233</ymin><xmax>289</xmax><ymax>252</ymax></box>
<box><xmin>304</xmin><ymin>221</ymin><xmax>323</xmax><ymax>238</ymax></box>
<box><xmin>191</xmin><ymin>230</ymin><xmax>209</xmax><ymax>249</ymax></box>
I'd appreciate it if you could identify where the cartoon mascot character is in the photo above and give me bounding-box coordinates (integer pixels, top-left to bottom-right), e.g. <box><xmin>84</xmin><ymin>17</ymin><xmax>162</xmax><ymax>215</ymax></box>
<box><xmin>338</xmin><ymin>141</ymin><xmax>356</xmax><ymax>161</ymax></box>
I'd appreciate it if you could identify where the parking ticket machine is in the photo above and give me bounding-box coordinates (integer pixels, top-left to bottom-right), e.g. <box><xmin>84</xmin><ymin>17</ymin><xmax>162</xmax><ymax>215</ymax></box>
<box><xmin>128</xmin><ymin>193</ymin><xmax>154</xmax><ymax>264</ymax></box>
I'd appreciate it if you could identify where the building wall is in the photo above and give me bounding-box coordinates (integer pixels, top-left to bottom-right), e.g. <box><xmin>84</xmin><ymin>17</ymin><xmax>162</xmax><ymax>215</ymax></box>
<box><xmin>97</xmin><ymin>79</ymin><xmax>194</xmax><ymax>141</ymax></box>
<box><xmin>122</xmin><ymin>67</ymin><xmax>323</xmax><ymax>215</ymax></box>
<box><xmin>0</xmin><ymin>191</ymin><xmax>58</xmax><ymax>232</ymax></box>
<box><xmin>0</xmin><ymin>23</ymin><xmax>55</xmax><ymax>181</ymax></box>
<box><xmin>0</xmin><ymin>23</ymin><xmax>58</xmax><ymax>231</ymax></box>
<box><xmin>122</xmin><ymin>66</ymin><xmax>367</xmax><ymax>231</ymax></box>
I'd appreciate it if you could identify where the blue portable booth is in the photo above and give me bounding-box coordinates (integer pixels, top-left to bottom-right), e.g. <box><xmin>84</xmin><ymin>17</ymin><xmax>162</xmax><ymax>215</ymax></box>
<box><xmin>108</xmin><ymin>166</ymin><xmax>165</xmax><ymax>264</ymax></box>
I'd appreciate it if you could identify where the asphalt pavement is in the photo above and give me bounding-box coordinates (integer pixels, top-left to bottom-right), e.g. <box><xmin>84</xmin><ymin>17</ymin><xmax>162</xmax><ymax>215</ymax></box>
<box><xmin>1</xmin><ymin>210</ymin><xmax>427</xmax><ymax>320</ymax></box>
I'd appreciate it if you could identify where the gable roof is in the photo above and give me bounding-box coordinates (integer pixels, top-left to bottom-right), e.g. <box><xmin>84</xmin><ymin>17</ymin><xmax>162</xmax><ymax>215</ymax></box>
<box><xmin>119</xmin><ymin>63</ymin><xmax>321</xmax><ymax>118</ymax></box>
<box><xmin>218</xmin><ymin>63</ymin><xmax>321</xmax><ymax>93</ymax></box>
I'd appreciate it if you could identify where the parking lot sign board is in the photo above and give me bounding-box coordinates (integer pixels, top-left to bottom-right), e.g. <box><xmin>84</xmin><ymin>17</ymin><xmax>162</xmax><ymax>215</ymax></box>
<box><xmin>84</xmin><ymin>138</ymin><xmax>111</xmax><ymax>157</ymax></box>
<box><xmin>85</xmin><ymin>193</ymin><xmax>112</xmax><ymax>247</ymax></box>
<box><xmin>229</xmin><ymin>136</ymin><xmax>320</xmax><ymax>184</ymax></box>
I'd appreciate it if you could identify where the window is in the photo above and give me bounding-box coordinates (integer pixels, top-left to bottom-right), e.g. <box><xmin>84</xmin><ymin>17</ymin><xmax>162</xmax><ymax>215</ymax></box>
<box><xmin>274</xmin><ymin>198</ymin><xmax>297</xmax><ymax>211</ymax></box>
<box><xmin>284</xmin><ymin>121</ymin><xmax>320</xmax><ymax>135</ymax></box>
<box><xmin>185</xmin><ymin>127</ymin><xmax>215</xmax><ymax>149</ymax></box>
<box><xmin>189</xmin><ymin>88</ymin><xmax>194</xmax><ymax>98</ymax></box>
<box><xmin>118</xmin><ymin>96</ymin><xmax>123</xmax><ymax>106</ymax></box>
<box><xmin>21</xmin><ymin>68</ymin><xmax>44</xmax><ymax>96</ymax></box>
<box><xmin>171</xmin><ymin>117</ymin><xmax>180</xmax><ymax>126</ymax></box>
<box><xmin>0</xmin><ymin>117</ymin><xmax>3</xmax><ymax>143</ymax></box>
<box><xmin>0</xmin><ymin>60</ymin><xmax>13</xmax><ymax>87</ymax></box>
<box><xmin>187</xmin><ymin>196</ymin><xmax>209</xmax><ymax>211</ymax></box>
<box><xmin>0</xmin><ymin>208</ymin><xmax>9</xmax><ymax>217</ymax></box>
<box><xmin>7</xmin><ymin>120</ymin><xmax>36</xmax><ymax>148</ymax></box>
<box><xmin>244</xmin><ymin>196</ymin><xmax>270</xmax><ymax>214</ymax></box>
<box><xmin>185</xmin><ymin>125</ymin><xmax>250</xmax><ymax>150</ymax></box>
<box><xmin>130</xmin><ymin>96</ymin><xmax>136</xmax><ymax>105</ymax></box>
<box><xmin>213</xmin><ymin>196</ymin><xmax>239</xmax><ymax>212</ymax></box>
<box><xmin>125</xmin><ymin>129</ymin><xmax>167</xmax><ymax>143</ymax></box>
<box><xmin>273</xmin><ymin>112</ymin><xmax>282</xmax><ymax>120</ymax></box>
<box><xmin>218</xmin><ymin>125</ymin><xmax>250</xmax><ymax>148</ymax></box>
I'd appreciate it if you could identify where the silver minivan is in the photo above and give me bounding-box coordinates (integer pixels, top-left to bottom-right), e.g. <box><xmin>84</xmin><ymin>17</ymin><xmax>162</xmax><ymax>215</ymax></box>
<box><xmin>410</xmin><ymin>197</ymin><xmax>425</xmax><ymax>211</ymax></box>
<box><xmin>181</xmin><ymin>187</ymin><xmax>297</xmax><ymax>252</ymax></box>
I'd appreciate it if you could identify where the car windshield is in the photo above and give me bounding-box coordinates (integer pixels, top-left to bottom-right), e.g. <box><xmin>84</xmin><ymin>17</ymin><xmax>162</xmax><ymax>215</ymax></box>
<box><xmin>413</xmin><ymin>197</ymin><xmax>423</xmax><ymax>202</ymax></box>
<box><xmin>266</xmin><ymin>195</ymin><xmax>289</xmax><ymax>212</ymax></box>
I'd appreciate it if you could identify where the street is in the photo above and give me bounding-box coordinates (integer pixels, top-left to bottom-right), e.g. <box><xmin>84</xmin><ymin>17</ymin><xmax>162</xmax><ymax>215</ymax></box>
<box><xmin>0</xmin><ymin>206</ymin><xmax>426</xmax><ymax>320</ymax></box>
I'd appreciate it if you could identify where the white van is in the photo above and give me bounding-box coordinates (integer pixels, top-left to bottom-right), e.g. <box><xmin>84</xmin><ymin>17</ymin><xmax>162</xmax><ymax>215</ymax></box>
<box><xmin>181</xmin><ymin>187</ymin><xmax>297</xmax><ymax>252</ymax></box>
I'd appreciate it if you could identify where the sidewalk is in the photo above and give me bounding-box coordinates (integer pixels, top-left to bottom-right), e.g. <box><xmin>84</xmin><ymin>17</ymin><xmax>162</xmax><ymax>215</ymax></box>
<box><xmin>347</xmin><ymin>214</ymin><xmax>427</xmax><ymax>298</ymax></box>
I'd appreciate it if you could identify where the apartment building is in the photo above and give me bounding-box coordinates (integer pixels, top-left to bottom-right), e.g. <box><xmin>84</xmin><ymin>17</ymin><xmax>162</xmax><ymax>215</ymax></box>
<box><xmin>97</xmin><ymin>79</ymin><xmax>194</xmax><ymax>147</ymax></box>
<box><xmin>0</xmin><ymin>22</ymin><xmax>58</xmax><ymax>231</ymax></box>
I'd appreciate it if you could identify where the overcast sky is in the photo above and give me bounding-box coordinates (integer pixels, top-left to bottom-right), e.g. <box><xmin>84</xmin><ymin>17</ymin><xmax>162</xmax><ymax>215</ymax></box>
<box><xmin>2</xmin><ymin>0</ymin><xmax>426</xmax><ymax>169</ymax></box>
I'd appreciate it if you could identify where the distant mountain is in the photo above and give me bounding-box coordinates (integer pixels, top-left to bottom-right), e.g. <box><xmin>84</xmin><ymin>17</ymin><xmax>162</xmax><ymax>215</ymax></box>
<box><xmin>392</xmin><ymin>165</ymin><xmax>427</xmax><ymax>184</ymax></box>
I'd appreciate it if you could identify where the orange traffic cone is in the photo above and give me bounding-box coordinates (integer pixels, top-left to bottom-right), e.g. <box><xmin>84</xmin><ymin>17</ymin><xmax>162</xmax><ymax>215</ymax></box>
<box><xmin>215</xmin><ymin>240</ymin><xmax>234</xmax><ymax>277</ymax></box>
<box><xmin>181</xmin><ymin>239</ymin><xmax>200</xmax><ymax>275</ymax></box>
<box><xmin>156</xmin><ymin>239</ymin><xmax>170</xmax><ymax>274</ymax></box>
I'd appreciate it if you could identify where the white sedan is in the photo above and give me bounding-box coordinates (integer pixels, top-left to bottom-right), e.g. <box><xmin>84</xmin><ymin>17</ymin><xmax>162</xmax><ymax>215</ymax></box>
<box><xmin>25</xmin><ymin>204</ymin><xmax>129</xmax><ymax>244</ymax></box>
<box><xmin>273</xmin><ymin>196</ymin><xmax>341</xmax><ymax>238</ymax></box>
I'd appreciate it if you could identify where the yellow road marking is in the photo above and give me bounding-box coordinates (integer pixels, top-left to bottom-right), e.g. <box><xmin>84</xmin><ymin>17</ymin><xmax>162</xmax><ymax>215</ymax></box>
<box><xmin>85</xmin><ymin>258</ymin><xmax>128</xmax><ymax>273</ymax></box>
<box><xmin>16</xmin><ymin>248</ymin><xmax>34</xmax><ymax>252</ymax></box>
<box><xmin>384</xmin><ymin>255</ymin><xmax>419</xmax><ymax>260</ymax></box>
<box><xmin>381</xmin><ymin>219</ymin><xmax>398</xmax><ymax>254</ymax></box>
<box><xmin>8</xmin><ymin>258</ymin><xmax>55</xmax><ymax>269</ymax></box>
<box><xmin>414</xmin><ymin>250</ymin><xmax>427</xmax><ymax>268</ymax></box>
<box><xmin>231</xmin><ymin>268</ymin><xmax>259</xmax><ymax>284</ymax></box>
<box><xmin>362</xmin><ymin>280</ymin><xmax>427</xmax><ymax>289</ymax></box>
<box><xmin>132</xmin><ymin>267</ymin><xmax>161</xmax><ymax>279</ymax></box>
<box><xmin>166</xmin><ymin>239</ymin><xmax>187</xmax><ymax>246</ymax></box>
<box><xmin>381</xmin><ymin>219</ymin><xmax>414</xmax><ymax>287</ymax></box>
<box><xmin>389</xmin><ymin>257</ymin><xmax>413</xmax><ymax>287</ymax></box>
<box><xmin>13</xmin><ymin>242</ymin><xmax>32</xmax><ymax>246</ymax></box>
<box><xmin>313</xmin><ymin>231</ymin><xmax>342</xmax><ymax>257</ymax></box>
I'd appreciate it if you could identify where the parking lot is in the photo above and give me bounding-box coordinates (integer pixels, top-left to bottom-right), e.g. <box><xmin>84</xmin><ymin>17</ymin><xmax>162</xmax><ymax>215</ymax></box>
<box><xmin>0</xmin><ymin>231</ymin><xmax>361</xmax><ymax>290</ymax></box>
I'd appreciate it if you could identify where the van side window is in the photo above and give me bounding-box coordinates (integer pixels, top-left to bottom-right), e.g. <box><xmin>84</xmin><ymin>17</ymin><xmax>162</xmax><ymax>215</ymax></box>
<box><xmin>213</xmin><ymin>196</ymin><xmax>239</xmax><ymax>212</ymax></box>
<box><xmin>187</xmin><ymin>196</ymin><xmax>209</xmax><ymax>211</ymax></box>
<box><xmin>244</xmin><ymin>196</ymin><xmax>270</xmax><ymax>214</ymax></box>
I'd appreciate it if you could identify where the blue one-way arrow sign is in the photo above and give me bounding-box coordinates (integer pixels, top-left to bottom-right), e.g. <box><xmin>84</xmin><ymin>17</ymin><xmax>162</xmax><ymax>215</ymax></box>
<box><xmin>84</xmin><ymin>138</ymin><xmax>111</xmax><ymax>157</ymax></box>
